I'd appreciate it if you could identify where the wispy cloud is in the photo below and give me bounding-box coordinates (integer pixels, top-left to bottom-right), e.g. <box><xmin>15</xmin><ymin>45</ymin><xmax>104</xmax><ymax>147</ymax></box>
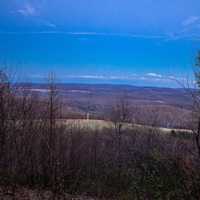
<box><xmin>0</xmin><ymin>30</ymin><xmax>199</xmax><ymax>41</ymax></box>
<box><xmin>15</xmin><ymin>3</ymin><xmax>57</xmax><ymax>29</ymax></box>
<box><xmin>67</xmin><ymin>32</ymin><xmax>165</xmax><ymax>39</ymax></box>
<box><xmin>63</xmin><ymin>73</ymin><xmax>185</xmax><ymax>82</ymax></box>
<box><xmin>45</xmin><ymin>22</ymin><xmax>57</xmax><ymax>28</ymax></box>
<box><xmin>67</xmin><ymin>75</ymin><xmax>106</xmax><ymax>79</ymax></box>
<box><xmin>28</xmin><ymin>72</ymin><xmax>190</xmax><ymax>88</ymax></box>
<box><xmin>180</xmin><ymin>16</ymin><xmax>200</xmax><ymax>37</ymax></box>
<box><xmin>66</xmin><ymin>74</ymin><xmax>140</xmax><ymax>81</ymax></box>
<box><xmin>17</xmin><ymin>3</ymin><xmax>37</xmax><ymax>17</ymax></box>
<box><xmin>182</xmin><ymin>16</ymin><xmax>200</xmax><ymax>26</ymax></box>
<box><xmin>0</xmin><ymin>31</ymin><xmax>165</xmax><ymax>39</ymax></box>
<box><xmin>38</xmin><ymin>19</ymin><xmax>57</xmax><ymax>28</ymax></box>
<box><xmin>2</xmin><ymin>30</ymin><xmax>200</xmax><ymax>40</ymax></box>
<box><xmin>163</xmin><ymin>16</ymin><xmax>200</xmax><ymax>41</ymax></box>
<box><xmin>146</xmin><ymin>73</ymin><xmax>163</xmax><ymax>78</ymax></box>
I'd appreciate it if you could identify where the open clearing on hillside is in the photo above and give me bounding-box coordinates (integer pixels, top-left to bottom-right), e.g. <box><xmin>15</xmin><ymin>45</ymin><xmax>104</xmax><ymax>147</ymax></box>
<box><xmin>60</xmin><ymin>119</ymin><xmax>192</xmax><ymax>134</ymax></box>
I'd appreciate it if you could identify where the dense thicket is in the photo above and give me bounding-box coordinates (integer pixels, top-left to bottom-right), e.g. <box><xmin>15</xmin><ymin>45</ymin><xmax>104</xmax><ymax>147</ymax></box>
<box><xmin>0</xmin><ymin>70</ymin><xmax>200</xmax><ymax>200</ymax></box>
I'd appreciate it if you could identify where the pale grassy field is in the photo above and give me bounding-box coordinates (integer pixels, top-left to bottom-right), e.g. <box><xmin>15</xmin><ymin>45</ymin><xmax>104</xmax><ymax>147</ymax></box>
<box><xmin>60</xmin><ymin>119</ymin><xmax>113</xmax><ymax>130</ymax></box>
<box><xmin>60</xmin><ymin>119</ymin><xmax>192</xmax><ymax>134</ymax></box>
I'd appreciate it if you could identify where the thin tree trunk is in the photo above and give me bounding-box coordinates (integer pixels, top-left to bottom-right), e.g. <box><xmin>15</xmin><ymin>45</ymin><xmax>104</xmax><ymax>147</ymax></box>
<box><xmin>195</xmin><ymin>118</ymin><xmax>200</xmax><ymax>158</ymax></box>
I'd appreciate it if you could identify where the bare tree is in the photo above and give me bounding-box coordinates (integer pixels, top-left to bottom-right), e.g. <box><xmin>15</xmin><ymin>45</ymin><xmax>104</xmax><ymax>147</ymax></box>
<box><xmin>0</xmin><ymin>70</ymin><xmax>9</xmax><ymax>154</ymax></box>
<box><xmin>109</xmin><ymin>93</ymin><xmax>131</xmax><ymax>181</ymax></box>
<box><xmin>193</xmin><ymin>51</ymin><xmax>200</xmax><ymax>158</ymax></box>
<box><xmin>110</xmin><ymin>94</ymin><xmax>131</xmax><ymax>134</ymax></box>
<box><xmin>46</xmin><ymin>72</ymin><xmax>61</xmax><ymax>195</ymax></box>
<box><xmin>0</xmin><ymin>69</ymin><xmax>11</xmax><ymax>187</ymax></box>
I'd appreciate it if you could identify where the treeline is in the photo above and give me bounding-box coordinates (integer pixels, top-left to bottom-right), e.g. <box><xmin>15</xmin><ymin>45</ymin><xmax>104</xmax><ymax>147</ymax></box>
<box><xmin>0</xmin><ymin>70</ymin><xmax>200</xmax><ymax>199</ymax></box>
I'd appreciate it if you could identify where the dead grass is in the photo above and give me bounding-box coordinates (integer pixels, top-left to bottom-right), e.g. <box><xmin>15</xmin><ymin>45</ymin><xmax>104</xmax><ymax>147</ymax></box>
<box><xmin>60</xmin><ymin>119</ymin><xmax>192</xmax><ymax>134</ymax></box>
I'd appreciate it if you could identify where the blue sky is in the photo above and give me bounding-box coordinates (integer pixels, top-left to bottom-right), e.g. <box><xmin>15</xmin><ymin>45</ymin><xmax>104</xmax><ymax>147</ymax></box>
<box><xmin>0</xmin><ymin>0</ymin><xmax>200</xmax><ymax>87</ymax></box>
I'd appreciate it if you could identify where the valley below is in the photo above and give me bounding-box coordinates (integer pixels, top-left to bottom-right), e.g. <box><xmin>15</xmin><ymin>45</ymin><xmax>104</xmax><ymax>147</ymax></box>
<box><xmin>24</xmin><ymin>83</ymin><xmax>193</xmax><ymax>129</ymax></box>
